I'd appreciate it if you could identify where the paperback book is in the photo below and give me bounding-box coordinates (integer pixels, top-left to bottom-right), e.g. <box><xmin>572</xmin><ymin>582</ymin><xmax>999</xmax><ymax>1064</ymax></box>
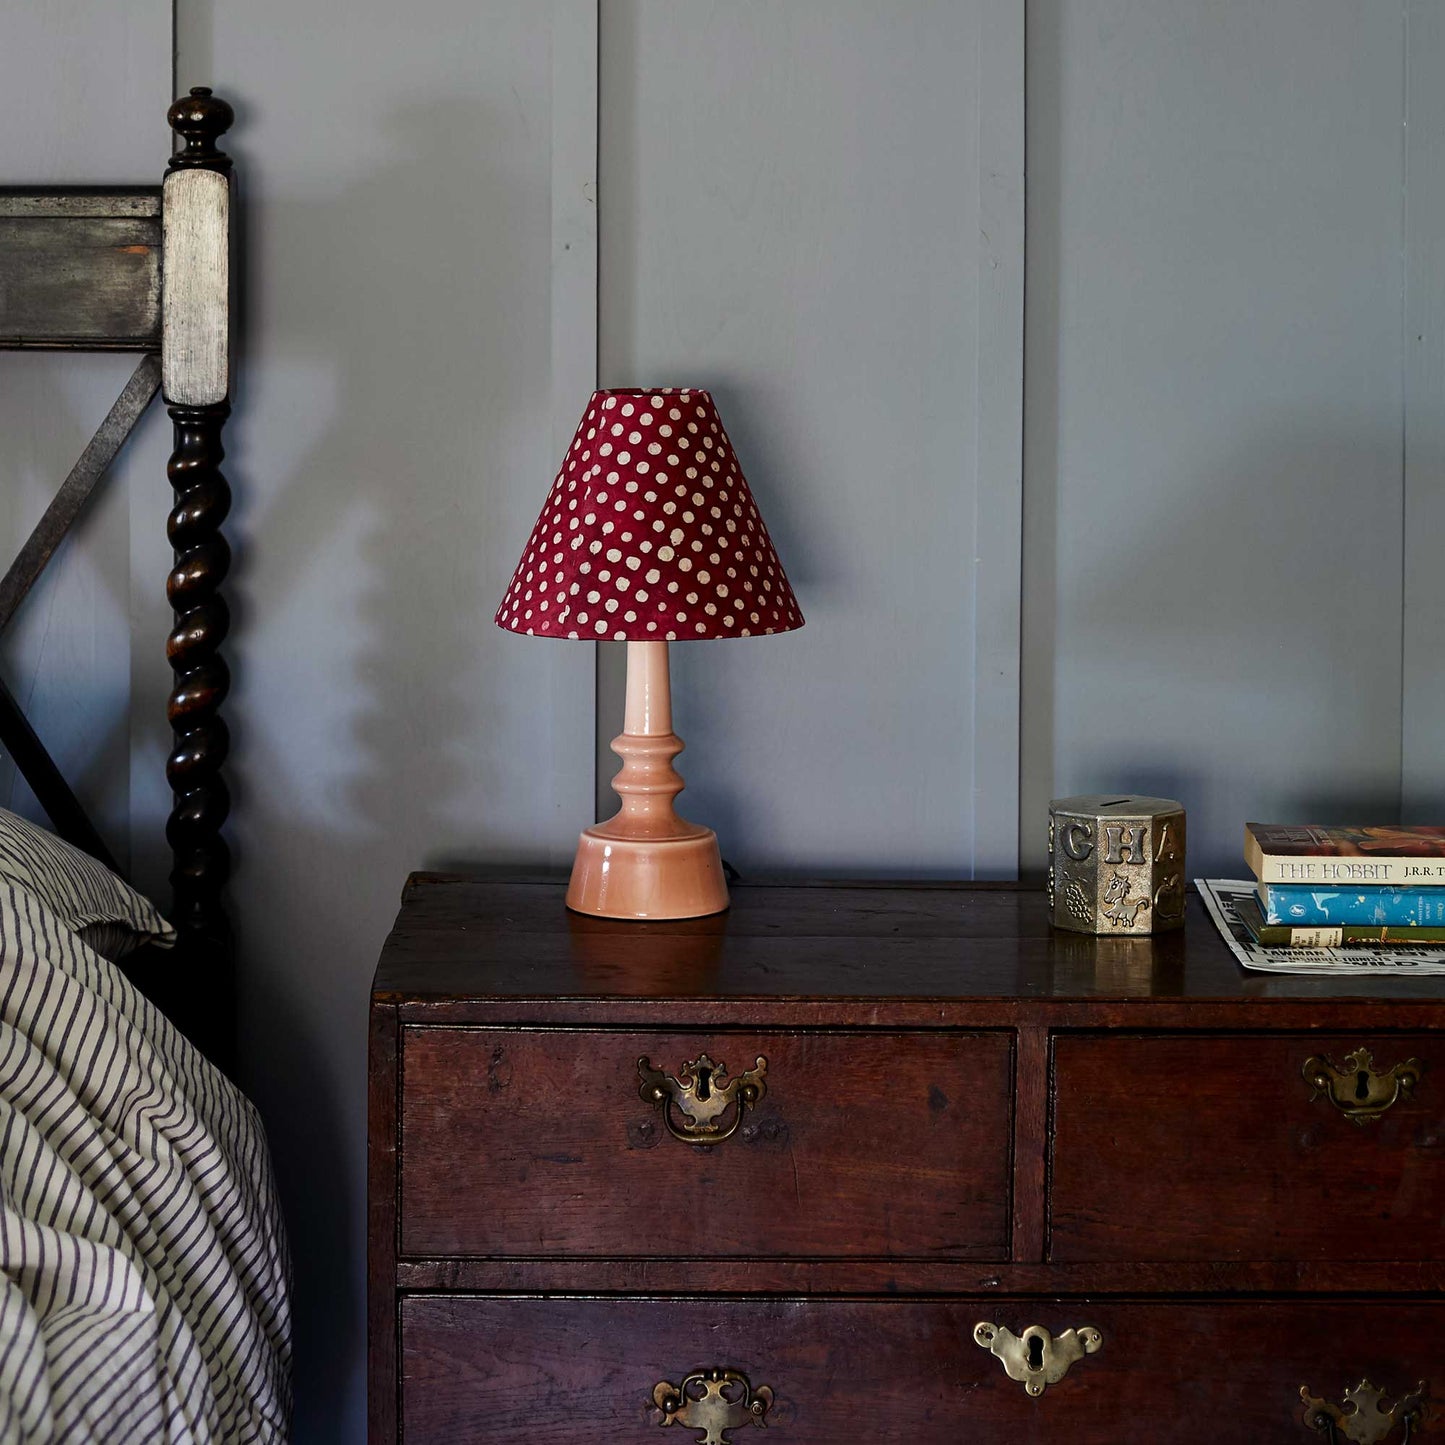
<box><xmin>1255</xmin><ymin>881</ymin><xmax>1445</xmax><ymax>928</ymax></box>
<box><xmin>1244</xmin><ymin>823</ymin><xmax>1445</xmax><ymax>887</ymax></box>
<box><xmin>1236</xmin><ymin>892</ymin><xmax>1445</xmax><ymax>948</ymax></box>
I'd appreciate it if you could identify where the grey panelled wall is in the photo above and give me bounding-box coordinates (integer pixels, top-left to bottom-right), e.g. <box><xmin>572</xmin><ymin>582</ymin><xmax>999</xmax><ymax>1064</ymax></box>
<box><xmin>1021</xmin><ymin>0</ymin><xmax>1410</xmax><ymax>877</ymax></box>
<box><xmin>2</xmin><ymin>2</ymin><xmax>1440</xmax><ymax>1441</ymax></box>
<box><xmin>181</xmin><ymin>2</ymin><xmax>596</xmax><ymax>1440</ymax></box>
<box><xmin>598</xmin><ymin>0</ymin><xmax>1024</xmax><ymax>878</ymax></box>
<box><xmin>0</xmin><ymin>2</ymin><xmax>171</xmax><ymax>866</ymax></box>
<box><xmin>1404</xmin><ymin>0</ymin><xmax>1445</xmax><ymax>825</ymax></box>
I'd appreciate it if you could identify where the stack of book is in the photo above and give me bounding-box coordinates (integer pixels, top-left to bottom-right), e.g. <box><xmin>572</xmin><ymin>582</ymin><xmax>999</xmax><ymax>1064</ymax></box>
<box><xmin>1242</xmin><ymin>823</ymin><xmax>1445</xmax><ymax>947</ymax></box>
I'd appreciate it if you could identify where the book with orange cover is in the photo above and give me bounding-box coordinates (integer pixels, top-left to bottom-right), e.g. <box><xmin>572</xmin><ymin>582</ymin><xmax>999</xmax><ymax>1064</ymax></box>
<box><xmin>1245</xmin><ymin>824</ymin><xmax>1445</xmax><ymax>886</ymax></box>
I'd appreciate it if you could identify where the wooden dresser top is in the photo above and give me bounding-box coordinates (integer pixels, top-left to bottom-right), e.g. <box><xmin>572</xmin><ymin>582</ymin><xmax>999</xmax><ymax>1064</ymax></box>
<box><xmin>372</xmin><ymin>875</ymin><xmax>1445</xmax><ymax>1026</ymax></box>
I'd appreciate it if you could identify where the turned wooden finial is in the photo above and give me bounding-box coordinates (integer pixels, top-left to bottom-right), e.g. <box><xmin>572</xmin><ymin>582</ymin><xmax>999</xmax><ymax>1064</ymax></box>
<box><xmin>167</xmin><ymin>87</ymin><xmax>234</xmax><ymax>171</ymax></box>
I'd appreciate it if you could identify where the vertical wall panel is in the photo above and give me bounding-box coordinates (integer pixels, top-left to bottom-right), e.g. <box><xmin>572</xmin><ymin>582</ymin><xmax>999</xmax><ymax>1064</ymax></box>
<box><xmin>1403</xmin><ymin>0</ymin><xmax>1445</xmax><ymax>823</ymax></box>
<box><xmin>180</xmin><ymin>3</ymin><xmax>596</xmax><ymax>1438</ymax></box>
<box><xmin>1021</xmin><ymin>0</ymin><xmax>1407</xmax><ymax>876</ymax></box>
<box><xmin>550</xmin><ymin>0</ymin><xmax>602</xmax><ymax>825</ymax></box>
<box><xmin>599</xmin><ymin>0</ymin><xmax>1024</xmax><ymax>877</ymax></box>
<box><xmin>0</xmin><ymin>1</ymin><xmax>171</xmax><ymax>865</ymax></box>
<box><xmin>972</xmin><ymin>0</ymin><xmax>1026</xmax><ymax>872</ymax></box>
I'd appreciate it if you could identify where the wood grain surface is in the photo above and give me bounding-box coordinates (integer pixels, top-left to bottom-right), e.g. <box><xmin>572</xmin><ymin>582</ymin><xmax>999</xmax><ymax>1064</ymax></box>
<box><xmin>0</xmin><ymin>190</ymin><xmax>162</xmax><ymax>349</ymax></box>
<box><xmin>1051</xmin><ymin>1032</ymin><xmax>1445</xmax><ymax>1263</ymax></box>
<box><xmin>399</xmin><ymin>1026</ymin><xmax>1012</xmax><ymax>1260</ymax></box>
<box><xmin>400</xmin><ymin>1295</ymin><xmax>1444</xmax><ymax>1443</ymax></box>
<box><xmin>375</xmin><ymin>876</ymin><xmax>1445</xmax><ymax>1017</ymax></box>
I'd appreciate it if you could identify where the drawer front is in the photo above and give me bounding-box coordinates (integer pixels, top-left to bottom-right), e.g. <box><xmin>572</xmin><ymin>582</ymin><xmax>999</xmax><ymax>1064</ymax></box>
<box><xmin>401</xmin><ymin>1296</ymin><xmax>1443</xmax><ymax>1443</ymax></box>
<box><xmin>399</xmin><ymin>1028</ymin><xmax>1011</xmax><ymax>1259</ymax></box>
<box><xmin>1051</xmin><ymin>1033</ymin><xmax>1445</xmax><ymax>1262</ymax></box>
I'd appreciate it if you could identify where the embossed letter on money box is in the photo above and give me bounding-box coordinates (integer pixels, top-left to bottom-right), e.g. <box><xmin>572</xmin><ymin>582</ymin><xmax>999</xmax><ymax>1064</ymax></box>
<box><xmin>1048</xmin><ymin>795</ymin><xmax>1186</xmax><ymax>935</ymax></box>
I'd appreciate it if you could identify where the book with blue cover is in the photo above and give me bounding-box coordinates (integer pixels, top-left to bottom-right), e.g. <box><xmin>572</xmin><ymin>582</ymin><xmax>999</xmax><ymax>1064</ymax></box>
<box><xmin>1255</xmin><ymin>881</ymin><xmax>1445</xmax><ymax>927</ymax></box>
<box><xmin>1237</xmin><ymin>892</ymin><xmax>1445</xmax><ymax>945</ymax></box>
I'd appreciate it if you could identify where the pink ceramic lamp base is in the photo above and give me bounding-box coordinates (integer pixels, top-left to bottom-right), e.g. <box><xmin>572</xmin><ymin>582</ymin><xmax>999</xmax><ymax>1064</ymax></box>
<box><xmin>566</xmin><ymin>642</ymin><xmax>729</xmax><ymax>920</ymax></box>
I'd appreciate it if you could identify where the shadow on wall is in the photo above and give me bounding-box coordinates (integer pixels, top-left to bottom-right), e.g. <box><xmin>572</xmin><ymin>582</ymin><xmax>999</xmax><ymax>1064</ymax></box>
<box><xmin>0</xmin><ymin>356</ymin><xmax>148</xmax><ymax>860</ymax></box>
<box><xmin>221</xmin><ymin>94</ymin><xmax>552</xmax><ymax>1442</ymax></box>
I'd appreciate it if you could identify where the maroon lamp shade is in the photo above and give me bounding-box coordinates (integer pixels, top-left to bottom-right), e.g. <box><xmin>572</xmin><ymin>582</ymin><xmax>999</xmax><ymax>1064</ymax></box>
<box><xmin>495</xmin><ymin>389</ymin><xmax>803</xmax><ymax>641</ymax></box>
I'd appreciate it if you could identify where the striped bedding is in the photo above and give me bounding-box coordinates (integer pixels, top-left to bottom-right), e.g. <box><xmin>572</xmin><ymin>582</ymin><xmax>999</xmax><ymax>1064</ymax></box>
<box><xmin>0</xmin><ymin>873</ymin><xmax>291</xmax><ymax>1443</ymax></box>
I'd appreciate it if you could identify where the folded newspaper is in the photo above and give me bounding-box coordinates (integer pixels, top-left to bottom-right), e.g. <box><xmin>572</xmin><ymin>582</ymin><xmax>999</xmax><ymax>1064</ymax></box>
<box><xmin>1197</xmin><ymin>879</ymin><xmax>1445</xmax><ymax>975</ymax></box>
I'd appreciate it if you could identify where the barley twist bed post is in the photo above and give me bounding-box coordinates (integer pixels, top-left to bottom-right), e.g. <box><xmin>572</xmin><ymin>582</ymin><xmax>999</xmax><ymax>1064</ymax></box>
<box><xmin>0</xmin><ymin>89</ymin><xmax>239</xmax><ymax>1063</ymax></box>
<box><xmin>162</xmin><ymin>89</ymin><xmax>235</xmax><ymax>967</ymax></box>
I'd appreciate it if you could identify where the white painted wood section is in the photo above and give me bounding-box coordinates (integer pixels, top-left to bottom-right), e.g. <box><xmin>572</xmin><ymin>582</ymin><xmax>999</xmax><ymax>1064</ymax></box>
<box><xmin>162</xmin><ymin>166</ymin><xmax>231</xmax><ymax>405</ymax></box>
<box><xmin>1403</xmin><ymin>0</ymin><xmax>1445</xmax><ymax>823</ymax></box>
<box><xmin>1021</xmin><ymin>0</ymin><xmax>1407</xmax><ymax>876</ymax></box>
<box><xmin>187</xmin><ymin>2</ymin><xmax>598</xmax><ymax>1436</ymax></box>
<box><xmin>0</xmin><ymin>0</ymin><xmax>171</xmax><ymax>864</ymax></box>
<box><xmin>600</xmin><ymin>0</ymin><xmax>1022</xmax><ymax>877</ymax></box>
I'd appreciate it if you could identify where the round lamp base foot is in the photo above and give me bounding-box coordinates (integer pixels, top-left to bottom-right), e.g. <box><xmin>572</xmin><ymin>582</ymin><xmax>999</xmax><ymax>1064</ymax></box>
<box><xmin>566</xmin><ymin>824</ymin><xmax>730</xmax><ymax>920</ymax></box>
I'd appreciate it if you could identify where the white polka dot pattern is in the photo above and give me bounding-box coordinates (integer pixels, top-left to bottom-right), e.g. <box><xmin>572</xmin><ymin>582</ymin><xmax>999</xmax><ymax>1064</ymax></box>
<box><xmin>495</xmin><ymin>389</ymin><xmax>804</xmax><ymax>641</ymax></box>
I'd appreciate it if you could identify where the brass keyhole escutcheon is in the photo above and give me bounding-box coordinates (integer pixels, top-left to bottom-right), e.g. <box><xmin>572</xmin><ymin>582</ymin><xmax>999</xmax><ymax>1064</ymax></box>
<box><xmin>1301</xmin><ymin>1380</ymin><xmax>1426</xmax><ymax>1443</ymax></box>
<box><xmin>638</xmin><ymin>1054</ymin><xmax>768</xmax><ymax>1146</ymax></box>
<box><xmin>1303</xmin><ymin>1048</ymin><xmax>1423</xmax><ymax>1126</ymax></box>
<box><xmin>975</xmin><ymin>1321</ymin><xmax>1103</xmax><ymax>1397</ymax></box>
<box><xmin>653</xmin><ymin>1369</ymin><xmax>773</xmax><ymax>1443</ymax></box>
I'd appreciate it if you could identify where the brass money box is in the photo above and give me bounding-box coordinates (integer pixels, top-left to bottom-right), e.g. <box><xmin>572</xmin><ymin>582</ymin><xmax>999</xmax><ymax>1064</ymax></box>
<box><xmin>1048</xmin><ymin>795</ymin><xmax>1186</xmax><ymax>935</ymax></box>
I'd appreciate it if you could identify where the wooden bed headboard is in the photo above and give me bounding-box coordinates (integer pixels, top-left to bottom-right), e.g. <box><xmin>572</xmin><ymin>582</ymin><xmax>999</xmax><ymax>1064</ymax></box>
<box><xmin>0</xmin><ymin>90</ymin><xmax>236</xmax><ymax>1057</ymax></box>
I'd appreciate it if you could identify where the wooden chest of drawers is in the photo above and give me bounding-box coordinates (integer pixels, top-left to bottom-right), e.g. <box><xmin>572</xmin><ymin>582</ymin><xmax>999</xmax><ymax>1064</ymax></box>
<box><xmin>369</xmin><ymin>877</ymin><xmax>1445</xmax><ymax>1443</ymax></box>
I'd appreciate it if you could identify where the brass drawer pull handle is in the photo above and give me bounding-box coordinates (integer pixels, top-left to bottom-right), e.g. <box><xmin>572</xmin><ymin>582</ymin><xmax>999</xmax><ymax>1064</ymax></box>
<box><xmin>974</xmin><ymin>1321</ymin><xmax>1102</xmax><ymax>1397</ymax></box>
<box><xmin>638</xmin><ymin>1053</ymin><xmax>767</xmax><ymax>1146</ymax></box>
<box><xmin>1302</xmin><ymin>1048</ymin><xmax>1422</xmax><ymax>1126</ymax></box>
<box><xmin>653</xmin><ymin>1368</ymin><xmax>773</xmax><ymax>1442</ymax></box>
<box><xmin>1301</xmin><ymin>1380</ymin><xmax>1425</xmax><ymax>1443</ymax></box>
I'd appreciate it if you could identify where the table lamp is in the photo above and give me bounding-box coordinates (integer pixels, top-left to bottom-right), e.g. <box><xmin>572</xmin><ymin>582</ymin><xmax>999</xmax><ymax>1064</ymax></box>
<box><xmin>496</xmin><ymin>388</ymin><xmax>803</xmax><ymax>919</ymax></box>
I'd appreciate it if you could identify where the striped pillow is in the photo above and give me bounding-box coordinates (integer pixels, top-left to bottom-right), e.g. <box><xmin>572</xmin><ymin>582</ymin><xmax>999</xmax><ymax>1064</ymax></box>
<box><xmin>0</xmin><ymin>808</ymin><xmax>174</xmax><ymax>952</ymax></box>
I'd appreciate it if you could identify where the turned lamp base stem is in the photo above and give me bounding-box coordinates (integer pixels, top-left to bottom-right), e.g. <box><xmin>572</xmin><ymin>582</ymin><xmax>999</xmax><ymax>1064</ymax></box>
<box><xmin>566</xmin><ymin>641</ymin><xmax>729</xmax><ymax>920</ymax></box>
